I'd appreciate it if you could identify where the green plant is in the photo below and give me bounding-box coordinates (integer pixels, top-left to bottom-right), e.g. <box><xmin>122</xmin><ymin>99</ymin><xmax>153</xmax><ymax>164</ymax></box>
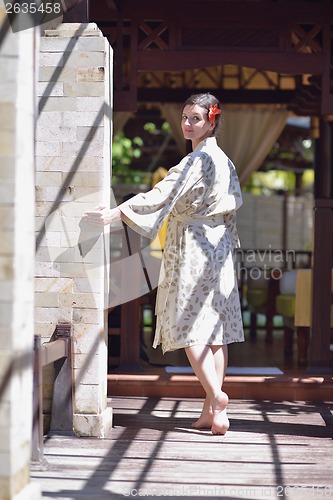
<box><xmin>112</xmin><ymin>132</ymin><xmax>150</xmax><ymax>184</ymax></box>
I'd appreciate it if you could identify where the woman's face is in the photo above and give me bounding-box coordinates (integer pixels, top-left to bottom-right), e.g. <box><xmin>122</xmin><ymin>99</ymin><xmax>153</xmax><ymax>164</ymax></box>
<box><xmin>181</xmin><ymin>104</ymin><xmax>214</xmax><ymax>146</ymax></box>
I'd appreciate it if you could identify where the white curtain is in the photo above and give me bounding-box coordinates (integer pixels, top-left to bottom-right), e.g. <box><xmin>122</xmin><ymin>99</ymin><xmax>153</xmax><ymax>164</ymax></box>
<box><xmin>159</xmin><ymin>103</ymin><xmax>290</xmax><ymax>185</ymax></box>
<box><xmin>218</xmin><ymin>105</ymin><xmax>290</xmax><ymax>185</ymax></box>
<box><xmin>113</xmin><ymin>105</ymin><xmax>290</xmax><ymax>186</ymax></box>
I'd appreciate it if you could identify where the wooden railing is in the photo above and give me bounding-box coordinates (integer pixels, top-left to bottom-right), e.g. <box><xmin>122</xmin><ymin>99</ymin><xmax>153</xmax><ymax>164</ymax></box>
<box><xmin>32</xmin><ymin>324</ymin><xmax>73</xmax><ymax>465</ymax></box>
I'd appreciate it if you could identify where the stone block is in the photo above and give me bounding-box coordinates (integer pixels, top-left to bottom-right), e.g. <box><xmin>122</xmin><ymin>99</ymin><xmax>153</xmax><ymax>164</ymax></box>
<box><xmin>60</xmin><ymin>262</ymin><xmax>100</xmax><ymax>279</ymax></box>
<box><xmin>35</xmin><ymin>171</ymin><xmax>63</xmax><ymax>187</ymax></box>
<box><xmin>0</xmin><ymin>281</ymin><xmax>14</xmax><ymax>301</ymax></box>
<box><xmin>73</xmin><ymin>353</ymin><xmax>100</xmax><ymax>382</ymax></box>
<box><xmin>63</xmin><ymin>111</ymin><xmax>104</xmax><ymax>127</ymax></box>
<box><xmin>76</xmin><ymin>96</ymin><xmax>105</xmax><ymax>112</ymax></box>
<box><xmin>73</xmin><ymin>323</ymin><xmax>104</xmax><ymax>353</ymax></box>
<box><xmin>73</xmin><ymin>384</ymin><xmax>101</xmax><ymax>414</ymax></box>
<box><xmin>76</xmin><ymin>126</ymin><xmax>104</xmax><ymax>142</ymax></box>
<box><xmin>35</xmin><ymin>186</ymin><xmax>73</xmax><ymax>202</ymax></box>
<box><xmin>35</xmin><ymin>261</ymin><xmax>60</xmax><ymax>278</ymax></box>
<box><xmin>77</xmin><ymin>67</ymin><xmax>105</xmax><ymax>82</ymax></box>
<box><xmin>0</xmin><ymin>129</ymin><xmax>15</xmax><ymax>155</ymax></box>
<box><xmin>62</xmin><ymin>51</ymin><xmax>105</xmax><ymax>69</ymax></box>
<box><xmin>37</xmin><ymin>81</ymin><xmax>64</xmax><ymax>97</ymax></box>
<box><xmin>0</xmin><ymin>207</ymin><xmax>14</xmax><ymax>231</ymax></box>
<box><xmin>57</xmin><ymin>307</ymin><xmax>73</xmax><ymax>323</ymax></box>
<box><xmin>62</xmin><ymin>140</ymin><xmax>104</xmax><ymax>158</ymax></box>
<box><xmin>0</xmin><ymin>303</ymin><xmax>13</xmax><ymax>327</ymax></box>
<box><xmin>72</xmin><ymin>307</ymin><xmax>103</xmax><ymax>325</ymax></box>
<box><xmin>35</xmin><ymin>201</ymin><xmax>52</xmax><ymax>217</ymax></box>
<box><xmin>36</xmin><ymin>155</ymin><xmax>104</xmax><ymax>173</ymax></box>
<box><xmin>36</xmin><ymin>245</ymin><xmax>75</xmax><ymax>264</ymax></box>
<box><xmin>40</xmin><ymin>37</ymin><xmax>81</xmax><ymax>53</ymax></box>
<box><xmin>59</xmin><ymin>292</ymin><xmax>101</xmax><ymax>309</ymax></box>
<box><xmin>70</xmin><ymin>188</ymin><xmax>105</xmax><ymax>203</ymax></box>
<box><xmin>36</xmin><ymin>231</ymin><xmax>61</xmax><ymax>247</ymax></box>
<box><xmin>35</xmin><ymin>277</ymin><xmax>73</xmax><ymax>293</ymax></box>
<box><xmin>36</xmin><ymin>125</ymin><xmax>76</xmax><ymax>142</ymax></box>
<box><xmin>0</xmin><ymin>104</ymin><xmax>15</xmax><ymax>130</ymax></box>
<box><xmin>0</xmin><ymin>184</ymin><xmax>15</xmax><ymax>204</ymax></box>
<box><xmin>39</xmin><ymin>51</ymin><xmax>65</xmax><ymax>67</ymax></box>
<box><xmin>34</xmin><ymin>322</ymin><xmax>57</xmax><ymax>337</ymax></box>
<box><xmin>64</xmin><ymin>82</ymin><xmax>105</xmax><ymax>97</ymax></box>
<box><xmin>73</xmin><ymin>277</ymin><xmax>101</xmax><ymax>294</ymax></box>
<box><xmin>39</xmin><ymin>96</ymin><xmax>77</xmax><ymax>112</ymax></box>
<box><xmin>76</xmin><ymin>37</ymin><xmax>107</xmax><ymax>52</ymax></box>
<box><xmin>34</xmin><ymin>306</ymin><xmax>59</xmax><ymax>324</ymax></box>
<box><xmin>73</xmin><ymin>406</ymin><xmax>112</xmax><ymax>437</ymax></box>
<box><xmin>35</xmin><ymin>292</ymin><xmax>59</xmax><ymax>307</ymax></box>
<box><xmin>35</xmin><ymin>141</ymin><xmax>62</xmax><ymax>157</ymax></box>
<box><xmin>0</xmin><ymin>230</ymin><xmax>14</xmax><ymax>254</ymax></box>
<box><xmin>38</xmin><ymin>65</ymin><xmax>77</xmax><ymax>83</ymax></box>
<box><xmin>37</xmin><ymin>111</ymin><xmax>63</xmax><ymax>128</ymax></box>
<box><xmin>44</xmin><ymin>23</ymin><xmax>101</xmax><ymax>38</ymax></box>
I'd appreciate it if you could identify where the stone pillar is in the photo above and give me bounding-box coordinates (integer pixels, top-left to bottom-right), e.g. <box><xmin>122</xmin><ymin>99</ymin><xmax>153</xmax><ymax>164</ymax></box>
<box><xmin>35</xmin><ymin>23</ymin><xmax>113</xmax><ymax>436</ymax></box>
<box><xmin>0</xmin><ymin>3</ymin><xmax>41</xmax><ymax>499</ymax></box>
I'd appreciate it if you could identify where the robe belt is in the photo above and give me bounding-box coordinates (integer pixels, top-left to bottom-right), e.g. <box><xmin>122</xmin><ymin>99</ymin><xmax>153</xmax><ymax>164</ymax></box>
<box><xmin>172</xmin><ymin>213</ymin><xmax>226</xmax><ymax>226</ymax></box>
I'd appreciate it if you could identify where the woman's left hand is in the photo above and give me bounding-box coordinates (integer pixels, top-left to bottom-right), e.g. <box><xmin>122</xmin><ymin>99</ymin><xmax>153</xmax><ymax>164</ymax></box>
<box><xmin>83</xmin><ymin>205</ymin><xmax>121</xmax><ymax>226</ymax></box>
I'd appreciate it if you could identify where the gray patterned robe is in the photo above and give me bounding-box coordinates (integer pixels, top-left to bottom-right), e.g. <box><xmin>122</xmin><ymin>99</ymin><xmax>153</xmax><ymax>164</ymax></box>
<box><xmin>120</xmin><ymin>137</ymin><xmax>244</xmax><ymax>353</ymax></box>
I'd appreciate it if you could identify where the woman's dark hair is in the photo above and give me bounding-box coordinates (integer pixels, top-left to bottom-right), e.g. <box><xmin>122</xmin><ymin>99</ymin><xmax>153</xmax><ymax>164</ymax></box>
<box><xmin>183</xmin><ymin>92</ymin><xmax>222</xmax><ymax>135</ymax></box>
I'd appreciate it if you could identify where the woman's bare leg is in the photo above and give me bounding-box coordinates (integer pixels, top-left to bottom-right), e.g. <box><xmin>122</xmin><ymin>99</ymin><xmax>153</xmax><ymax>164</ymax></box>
<box><xmin>192</xmin><ymin>345</ymin><xmax>228</xmax><ymax>430</ymax></box>
<box><xmin>185</xmin><ymin>344</ymin><xmax>229</xmax><ymax>435</ymax></box>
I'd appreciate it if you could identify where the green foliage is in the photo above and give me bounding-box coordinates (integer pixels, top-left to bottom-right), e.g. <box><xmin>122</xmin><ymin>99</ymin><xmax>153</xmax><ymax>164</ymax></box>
<box><xmin>244</xmin><ymin>136</ymin><xmax>314</xmax><ymax>195</ymax></box>
<box><xmin>244</xmin><ymin>170</ymin><xmax>297</xmax><ymax>196</ymax></box>
<box><xmin>112</xmin><ymin>132</ymin><xmax>149</xmax><ymax>184</ymax></box>
<box><xmin>112</xmin><ymin>121</ymin><xmax>172</xmax><ymax>184</ymax></box>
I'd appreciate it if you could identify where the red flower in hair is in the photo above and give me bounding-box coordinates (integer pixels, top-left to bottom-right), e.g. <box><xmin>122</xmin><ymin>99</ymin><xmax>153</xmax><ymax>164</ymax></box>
<box><xmin>208</xmin><ymin>104</ymin><xmax>221</xmax><ymax>124</ymax></box>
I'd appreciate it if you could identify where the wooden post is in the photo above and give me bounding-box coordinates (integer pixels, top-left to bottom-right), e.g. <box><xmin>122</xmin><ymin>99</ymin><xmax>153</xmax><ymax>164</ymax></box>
<box><xmin>119</xmin><ymin>225</ymin><xmax>143</xmax><ymax>370</ymax></box>
<box><xmin>50</xmin><ymin>324</ymin><xmax>74</xmax><ymax>433</ymax></box>
<box><xmin>309</xmin><ymin>119</ymin><xmax>333</xmax><ymax>372</ymax></box>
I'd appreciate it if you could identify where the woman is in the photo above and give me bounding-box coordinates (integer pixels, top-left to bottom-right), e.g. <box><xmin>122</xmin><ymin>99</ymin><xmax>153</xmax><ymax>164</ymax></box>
<box><xmin>84</xmin><ymin>93</ymin><xmax>244</xmax><ymax>435</ymax></box>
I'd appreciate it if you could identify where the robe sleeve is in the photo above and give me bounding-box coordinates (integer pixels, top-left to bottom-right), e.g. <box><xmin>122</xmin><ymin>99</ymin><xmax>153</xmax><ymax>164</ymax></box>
<box><xmin>118</xmin><ymin>153</ymin><xmax>206</xmax><ymax>240</ymax></box>
<box><xmin>223</xmin><ymin>159</ymin><xmax>243</xmax><ymax>248</ymax></box>
<box><xmin>224</xmin><ymin>210</ymin><xmax>241</xmax><ymax>248</ymax></box>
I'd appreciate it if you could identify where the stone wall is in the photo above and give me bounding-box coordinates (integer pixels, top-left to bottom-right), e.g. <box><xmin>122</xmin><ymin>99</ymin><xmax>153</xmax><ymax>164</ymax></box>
<box><xmin>0</xmin><ymin>3</ymin><xmax>41</xmax><ymax>498</ymax></box>
<box><xmin>35</xmin><ymin>23</ymin><xmax>113</xmax><ymax>437</ymax></box>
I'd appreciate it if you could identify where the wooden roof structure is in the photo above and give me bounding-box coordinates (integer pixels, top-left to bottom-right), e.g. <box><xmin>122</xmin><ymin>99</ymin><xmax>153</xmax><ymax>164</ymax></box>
<box><xmin>64</xmin><ymin>0</ymin><xmax>333</xmax><ymax>372</ymax></box>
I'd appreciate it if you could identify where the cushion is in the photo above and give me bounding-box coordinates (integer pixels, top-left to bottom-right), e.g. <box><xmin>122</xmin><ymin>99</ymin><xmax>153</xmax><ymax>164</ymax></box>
<box><xmin>276</xmin><ymin>294</ymin><xmax>296</xmax><ymax>318</ymax></box>
<box><xmin>247</xmin><ymin>288</ymin><xmax>267</xmax><ymax>308</ymax></box>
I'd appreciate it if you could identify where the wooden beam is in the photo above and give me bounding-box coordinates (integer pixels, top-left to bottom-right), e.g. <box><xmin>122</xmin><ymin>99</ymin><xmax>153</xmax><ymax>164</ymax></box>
<box><xmin>138</xmin><ymin>88</ymin><xmax>295</xmax><ymax>104</ymax></box>
<box><xmin>40</xmin><ymin>339</ymin><xmax>68</xmax><ymax>367</ymax></box>
<box><xmin>93</xmin><ymin>0</ymin><xmax>333</xmax><ymax>24</ymax></box>
<box><xmin>137</xmin><ymin>52</ymin><xmax>323</xmax><ymax>75</ymax></box>
<box><xmin>63</xmin><ymin>0</ymin><xmax>89</xmax><ymax>22</ymax></box>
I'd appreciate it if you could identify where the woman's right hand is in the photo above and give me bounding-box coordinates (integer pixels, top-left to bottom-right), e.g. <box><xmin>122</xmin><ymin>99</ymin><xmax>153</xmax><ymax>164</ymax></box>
<box><xmin>82</xmin><ymin>206</ymin><xmax>122</xmax><ymax>226</ymax></box>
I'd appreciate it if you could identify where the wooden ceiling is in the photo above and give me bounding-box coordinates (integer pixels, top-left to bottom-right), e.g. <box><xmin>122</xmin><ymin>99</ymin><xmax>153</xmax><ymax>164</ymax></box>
<box><xmin>85</xmin><ymin>0</ymin><xmax>333</xmax><ymax>115</ymax></box>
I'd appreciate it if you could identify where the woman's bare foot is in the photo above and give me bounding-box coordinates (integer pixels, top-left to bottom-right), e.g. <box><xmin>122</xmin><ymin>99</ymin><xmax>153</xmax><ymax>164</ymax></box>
<box><xmin>211</xmin><ymin>391</ymin><xmax>229</xmax><ymax>435</ymax></box>
<box><xmin>192</xmin><ymin>409</ymin><xmax>213</xmax><ymax>429</ymax></box>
